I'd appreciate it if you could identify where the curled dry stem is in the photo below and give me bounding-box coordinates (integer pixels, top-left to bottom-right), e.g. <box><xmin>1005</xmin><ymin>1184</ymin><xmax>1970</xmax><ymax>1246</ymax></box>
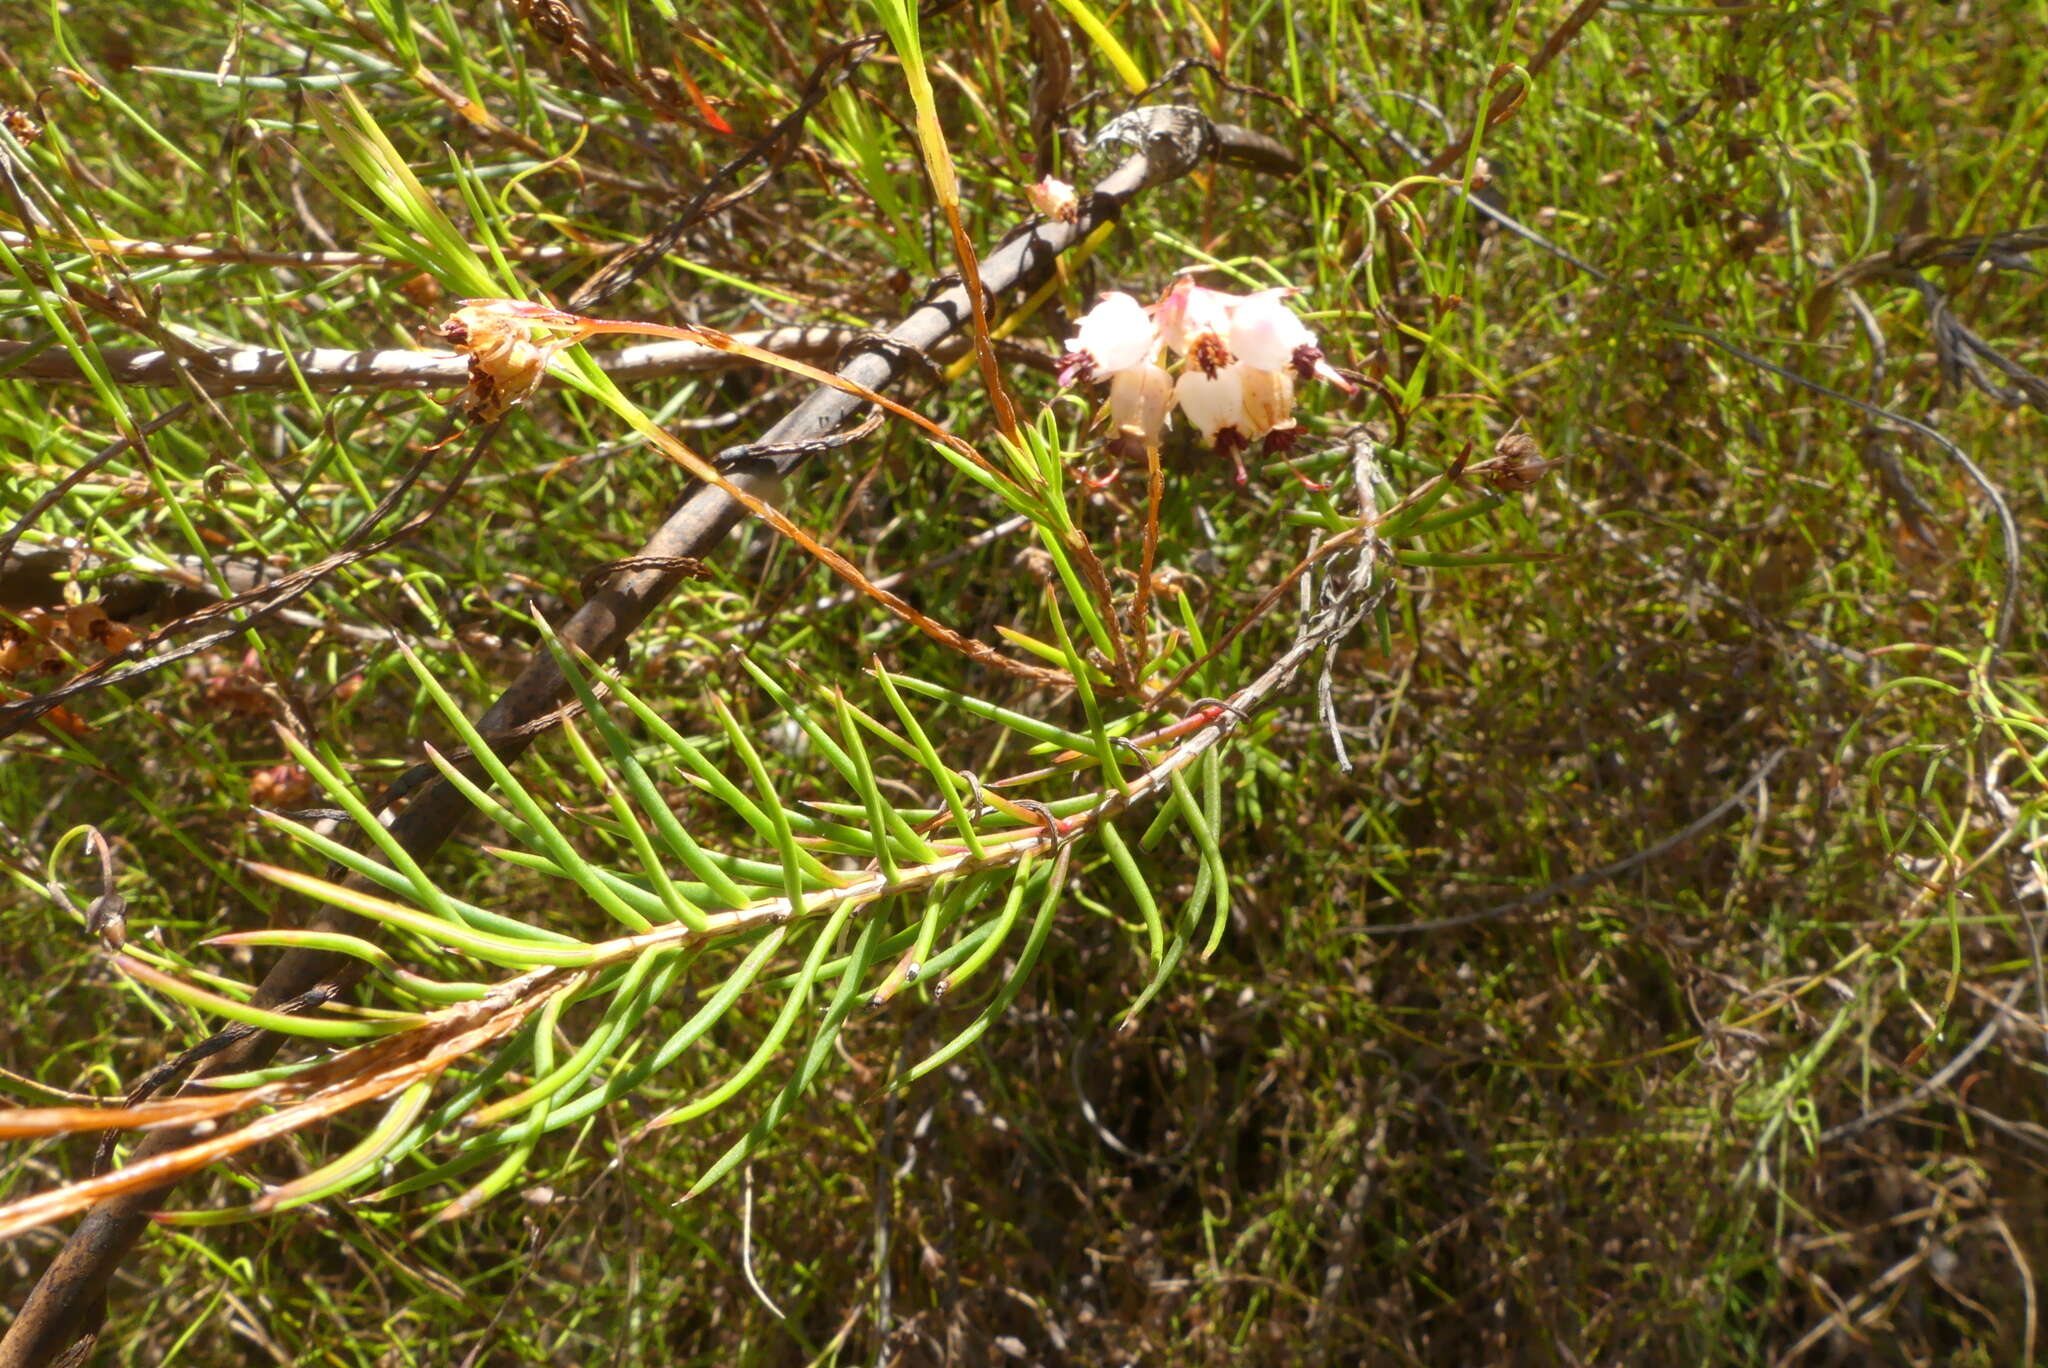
<box><xmin>0</xmin><ymin>972</ymin><xmax>577</xmax><ymax>1239</ymax></box>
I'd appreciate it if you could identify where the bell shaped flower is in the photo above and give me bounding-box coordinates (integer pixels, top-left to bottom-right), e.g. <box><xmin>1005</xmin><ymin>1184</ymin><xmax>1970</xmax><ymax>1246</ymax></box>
<box><xmin>1105</xmin><ymin>362</ymin><xmax>1175</xmax><ymax>457</ymax></box>
<box><xmin>1240</xmin><ymin>365</ymin><xmax>1299</xmax><ymax>451</ymax></box>
<box><xmin>1155</xmin><ymin>277</ymin><xmax>1238</xmax><ymax>378</ymax></box>
<box><xmin>1174</xmin><ymin>363</ymin><xmax>1252</xmax><ymax>472</ymax></box>
<box><xmin>1058</xmin><ymin>291</ymin><xmax>1158</xmax><ymax>386</ymax></box>
<box><xmin>1057</xmin><ymin>273</ymin><xmax>1350</xmax><ymax>476</ymax></box>
<box><xmin>1230</xmin><ymin>288</ymin><xmax>1355</xmax><ymax>392</ymax></box>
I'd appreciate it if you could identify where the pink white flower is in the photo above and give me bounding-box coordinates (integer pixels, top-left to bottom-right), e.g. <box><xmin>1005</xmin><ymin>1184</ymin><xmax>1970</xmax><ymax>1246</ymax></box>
<box><xmin>1155</xmin><ymin>278</ymin><xmax>1239</xmax><ymax>378</ymax></box>
<box><xmin>1174</xmin><ymin>365</ymin><xmax>1248</xmax><ymax>447</ymax></box>
<box><xmin>1058</xmin><ymin>277</ymin><xmax>1350</xmax><ymax>481</ymax></box>
<box><xmin>1106</xmin><ymin>363</ymin><xmax>1175</xmax><ymax>458</ymax></box>
<box><xmin>1226</xmin><ymin>288</ymin><xmax>1340</xmax><ymax>388</ymax></box>
<box><xmin>1058</xmin><ymin>291</ymin><xmax>1157</xmax><ymax>386</ymax></box>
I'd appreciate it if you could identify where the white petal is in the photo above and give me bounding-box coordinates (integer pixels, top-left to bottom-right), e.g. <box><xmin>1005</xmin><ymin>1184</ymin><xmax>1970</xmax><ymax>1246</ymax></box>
<box><xmin>1229</xmin><ymin>289</ymin><xmax>1318</xmax><ymax>372</ymax></box>
<box><xmin>1240</xmin><ymin>366</ymin><xmax>1297</xmax><ymax>438</ymax></box>
<box><xmin>1107</xmin><ymin>363</ymin><xmax>1175</xmax><ymax>446</ymax></box>
<box><xmin>1175</xmin><ymin>365</ymin><xmax>1248</xmax><ymax>440</ymax></box>
<box><xmin>1065</xmin><ymin>292</ymin><xmax>1158</xmax><ymax>375</ymax></box>
<box><xmin>1156</xmin><ymin>278</ymin><xmax>1238</xmax><ymax>358</ymax></box>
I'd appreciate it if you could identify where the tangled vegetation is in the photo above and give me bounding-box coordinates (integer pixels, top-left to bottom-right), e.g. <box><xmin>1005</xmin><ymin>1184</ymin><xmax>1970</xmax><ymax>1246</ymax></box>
<box><xmin>3</xmin><ymin>0</ymin><xmax>2045</xmax><ymax>1363</ymax></box>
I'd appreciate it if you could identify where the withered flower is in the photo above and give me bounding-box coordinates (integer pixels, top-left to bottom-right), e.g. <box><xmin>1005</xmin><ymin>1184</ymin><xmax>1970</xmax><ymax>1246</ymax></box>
<box><xmin>436</xmin><ymin>302</ymin><xmax>558</xmax><ymax>421</ymax></box>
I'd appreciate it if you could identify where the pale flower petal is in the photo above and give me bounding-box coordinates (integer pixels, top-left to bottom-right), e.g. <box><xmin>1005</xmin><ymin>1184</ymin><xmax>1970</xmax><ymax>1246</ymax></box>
<box><xmin>1228</xmin><ymin>288</ymin><xmax>1318</xmax><ymax>371</ymax></box>
<box><xmin>1175</xmin><ymin>364</ymin><xmax>1249</xmax><ymax>443</ymax></box>
<box><xmin>1107</xmin><ymin>363</ymin><xmax>1175</xmax><ymax>449</ymax></box>
<box><xmin>1229</xmin><ymin>288</ymin><xmax>1356</xmax><ymax>392</ymax></box>
<box><xmin>1058</xmin><ymin>291</ymin><xmax>1159</xmax><ymax>385</ymax></box>
<box><xmin>1240</xmin><ymin>365</ymin><xmax>1297</xmax><ymax>439</ymax></box>
<box><xmin>1155</xmin><ymin>277</ymin><xmax>1238</xmax><ymax>363</ymax></box>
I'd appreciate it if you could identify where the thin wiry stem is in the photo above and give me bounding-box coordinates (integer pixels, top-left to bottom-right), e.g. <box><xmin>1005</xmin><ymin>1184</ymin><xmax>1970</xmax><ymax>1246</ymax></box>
<box><xmin>1131</xmin><ymin>440</ymin><xmax>1166</xmax><ymax>661</ymax></box>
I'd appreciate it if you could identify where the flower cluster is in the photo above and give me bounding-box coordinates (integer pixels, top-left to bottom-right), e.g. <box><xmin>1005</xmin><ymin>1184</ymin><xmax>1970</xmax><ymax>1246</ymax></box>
<box><xmin>1058</xmin><ymin>278</ymin><xmax>1353</xmax><ymax>480</ymax></box>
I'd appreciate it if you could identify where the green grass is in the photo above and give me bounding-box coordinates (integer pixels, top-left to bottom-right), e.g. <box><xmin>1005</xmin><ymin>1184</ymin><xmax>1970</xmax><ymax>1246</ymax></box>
<box><xmin>4</xmin><ymin>0</ymin><xmax>2047</xmax><ymax>1363</ymax></box>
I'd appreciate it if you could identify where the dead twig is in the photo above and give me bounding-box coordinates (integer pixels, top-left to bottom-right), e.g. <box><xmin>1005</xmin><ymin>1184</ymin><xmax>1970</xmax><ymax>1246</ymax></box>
<box><xmin>0</xmin><ymin>229</ymin><xmax>623</xmax><ymax>269</ymax></box>
<box><xmin>0</xmin><ymin>422</ymin><xmax>501</xmax><ymax>739</ymax></box>
<box><xmin>0</xmin><ymin>326</ymin><xmax>863</xmax><ymax>395</ymax></box>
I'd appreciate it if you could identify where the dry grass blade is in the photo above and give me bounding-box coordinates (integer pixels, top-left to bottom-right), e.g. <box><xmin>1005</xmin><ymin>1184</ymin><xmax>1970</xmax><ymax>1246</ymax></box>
<box><xmin>0</xmin><ymin>973</ymin><xmax>576</xmax><ymax>1241</ymax></box>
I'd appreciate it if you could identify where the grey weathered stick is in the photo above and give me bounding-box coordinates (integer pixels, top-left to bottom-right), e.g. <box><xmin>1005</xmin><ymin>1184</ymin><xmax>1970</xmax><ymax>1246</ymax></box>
<box><xmin>0</xmin><ymin>112</ymin><xmax>1293</xmax><ymax>1367</ymax></box>
<box><xmin>0</xmin><ymin>230</ymin><xmax>620</xmax><ymax>269</ymax></box>
<box><xmin>0</xmin><ymin>326</ymin><xmax>858</xmax><ymax>395</ymax></box>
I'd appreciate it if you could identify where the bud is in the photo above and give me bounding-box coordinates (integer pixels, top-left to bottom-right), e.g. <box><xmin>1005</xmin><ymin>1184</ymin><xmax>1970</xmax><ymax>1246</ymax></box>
<box><xmin>1026</xmin><ymin>176</ymin><xmax>1079</xmax><ymax>223</ymax></box>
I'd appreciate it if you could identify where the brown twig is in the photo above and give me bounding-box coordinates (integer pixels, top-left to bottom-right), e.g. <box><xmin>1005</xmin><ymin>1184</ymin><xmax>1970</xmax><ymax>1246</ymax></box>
<box><xmin>446</xmin><ymin>302</ymin><xmax>1058</xmax><ymax>681</ymax></box>
<box><xmin>0</xmin><ymin>407</ymin><xmax>190</xmax><ymax>571</ymax></box>
<box><xmin>562</xmin><ymin>21</ymin><xmax>930</xmax><ymax>313</ymax></box>
<box><xmin>330</xmin><ymin>12</ymin><xmax>660</xmax><ymax>196</ymax></box>
<box><xmin>0</xmin><ymin>423</ymin><xmax>500</xmax><ymax>740</ymax></box>
<box><xmin>1130</xmin><ymin>440</ymin><xmax>1166</xmax><ymax>666</ymax></box>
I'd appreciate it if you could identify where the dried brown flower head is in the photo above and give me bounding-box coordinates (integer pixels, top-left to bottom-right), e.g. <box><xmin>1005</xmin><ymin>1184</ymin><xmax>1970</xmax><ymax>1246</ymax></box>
<box><xmin>437</xmin><ymin>304</ymin><xmax>555</xmax><ymax>421</ymax></box>
<box><xmin>1484</xmin><ymin>430</ymin><xmax>1559</xmax><ymax>491</ymax></box>
<box><xmin>2</xmin><ymin>105</ymin><xmax>43</xmax><ymax>146</ymax></box>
